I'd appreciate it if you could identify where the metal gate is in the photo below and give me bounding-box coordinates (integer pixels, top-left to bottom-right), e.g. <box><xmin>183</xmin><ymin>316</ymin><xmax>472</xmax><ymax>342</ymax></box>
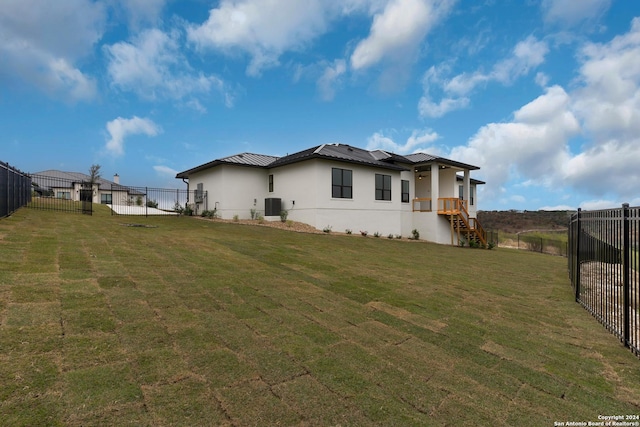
<box><xmin>80</xmin><ymin>183</ymin><xmax>93</xmax><ymax>215</ymax></box>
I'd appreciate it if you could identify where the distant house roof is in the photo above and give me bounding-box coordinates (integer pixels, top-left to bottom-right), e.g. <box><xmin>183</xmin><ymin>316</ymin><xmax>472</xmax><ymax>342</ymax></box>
<box><xmin>30</xmin><ymin>170</ymin><xmax>143</xmax><ymax>194</ymax></box>
<box><xmin>176</xmin><ymin>143</ymin><xmax>480</xmax><ymax>178</ymax></box>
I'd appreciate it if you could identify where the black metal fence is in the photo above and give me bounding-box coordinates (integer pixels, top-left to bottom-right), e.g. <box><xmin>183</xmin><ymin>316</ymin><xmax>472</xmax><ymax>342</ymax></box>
<box><xmin>27</xmin><ymin>173</ymin><xmax>207</xmax><ymax>217</ymax></box>
<box><xmin>29</xmin><ymin>173</ymin><xmax>93</xmax><ymax>214</ymax></box>
<box><xmin>486</xmin><ymin>230</ymin><xmax>568</xmax><ymax>256</ymax></box>
<box><xmin>569</xmin><ymin>204</ymin><xmax>640</xmax><ymax>356</ymax></box>
<box><xmin>105</xmin><ymin>185</ymin><xmax>208</xmax><ymax>217</ymax></box>
<box><xmin>1</xmin><ymin>161</ymin><xmax>31</xmax><ymax>218</ymax></box>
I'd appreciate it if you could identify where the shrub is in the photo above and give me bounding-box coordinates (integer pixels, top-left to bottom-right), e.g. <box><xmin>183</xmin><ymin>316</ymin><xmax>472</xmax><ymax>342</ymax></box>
<box><xmin>233</xmin><ymin>214</ymin><xmax>239</xmax><ymax>222</ymax></box>
<box><xmin>395</xmin><ymin>235</ymin><xmax>402</xmax><ymax>239</ymax></box>
<box><xmin>146</xmin><ymin>199</ymin><xmax>158</xmax><ymax>208</ymax></box>
<box><xmin>280</xmin><ymin>209</ymin><xmax>288</xmax><ymax>223</ymax></box>
<box><xmin>345</xmin><ymin>229</ymin><xmax>352</xmax><ymax>235</ymax></box>
<box><xmin>373</xmin><ymin>232</ymin><xmax>381</xmax><ymax>238</ymax></box>
<box><xmin>250</xmin><ymin>208</ymin><xmax>257</xmax><ymax>220</ymax></box>
<box><xmin>387</xmin><ymin>234</ymin><xmax>394</xmax><ymax>239</ymax></box>
<box><xmin>411</xmin><ymin>229</ymin><xmax>420</xmax><ymax>240</ymax></box>
<box><xmin>360</xmin><ymin>230</ymin><xmax>368</xmax><ymax>237</ymax></box>
<box><xmin>323</xmin><ymin>225</ymin><xmax>332</xmax><ymax>233</ymax></box>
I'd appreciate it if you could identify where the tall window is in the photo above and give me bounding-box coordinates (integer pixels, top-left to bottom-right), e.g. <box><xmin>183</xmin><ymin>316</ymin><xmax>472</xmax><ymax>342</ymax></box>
<box><xmin>332</xmin><ymin>168</ymin><xmax>352</xmax><ymax>198</ymax></box>
<box><xmin>375</xmin><ymin>174</ymin><xmax>391</xmax><ymax>201</ymax></box>
<box><xmin>401</xmin><ymin>180</ymin><xmax>409</xmax><ymax>203</ymax></box>
<box><xmin>268</xmin><ymin>174</ymin><xmax>274</xmax><ymax>192</ymax></box>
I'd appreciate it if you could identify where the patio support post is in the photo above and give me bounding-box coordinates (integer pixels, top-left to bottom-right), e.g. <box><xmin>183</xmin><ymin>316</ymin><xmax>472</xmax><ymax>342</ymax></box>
<box><xmin>464</xmin><ymin>169</ymin><xmax>470</xmax><ymax>208</ymax></box>
<box><xmin>431</xmin><ymin>164</ymin><xmax>439</xmax><ymax>212</ymax></box>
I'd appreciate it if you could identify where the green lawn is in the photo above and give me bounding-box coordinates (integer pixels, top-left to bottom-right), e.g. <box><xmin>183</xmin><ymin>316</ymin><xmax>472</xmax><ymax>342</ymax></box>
<box><xmin>1</xmin><ymin>206</ymin><xmax>638</xmax><ymax>426</ymax></box>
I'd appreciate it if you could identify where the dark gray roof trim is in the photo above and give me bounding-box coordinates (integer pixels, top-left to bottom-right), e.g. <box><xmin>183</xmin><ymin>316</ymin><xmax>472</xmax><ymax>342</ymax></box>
<box><xmin>404</xmin><ymin>153</ymin><xmax>479</xmax><ymax>170</ymax></box>
<box><xmin>456</xmin><ymin>175</ymin><xmax>486</xmax><ymax>185</ymax></box>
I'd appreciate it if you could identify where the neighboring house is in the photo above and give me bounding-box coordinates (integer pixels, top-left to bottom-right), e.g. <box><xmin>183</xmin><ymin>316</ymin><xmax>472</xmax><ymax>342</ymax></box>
<box><xmin>176</xmin><ymin>143</ymin><xmax>486</xmax><ymax>246</ymax></box>
<box><xmin>30</xmin><ymin>170</ymin><xmax>144</xmax><ymax>206</ymax></box>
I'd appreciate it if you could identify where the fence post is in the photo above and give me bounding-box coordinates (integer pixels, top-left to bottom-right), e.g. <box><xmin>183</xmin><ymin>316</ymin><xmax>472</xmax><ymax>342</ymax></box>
<box><xmin>575</xmin><ymin>208</ymin><xmax>581</xmax><ymax>302</ymax></box>
<box><xmin>622</xmin><ymin>203</ymin><xmax>630</xmax><ymax>349</ymax></box>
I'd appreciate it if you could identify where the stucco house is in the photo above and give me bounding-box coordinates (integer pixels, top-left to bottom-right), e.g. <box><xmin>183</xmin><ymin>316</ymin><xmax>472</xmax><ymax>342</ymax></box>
<box><xmin>31</xmin><ymin>170</ymin><xmax>144</xmax><ymax>206</ymax></box>
<box><xmin>176</xmin><ymin>143</ymin><xmax>486</xmax><ymax>246</ymax></box>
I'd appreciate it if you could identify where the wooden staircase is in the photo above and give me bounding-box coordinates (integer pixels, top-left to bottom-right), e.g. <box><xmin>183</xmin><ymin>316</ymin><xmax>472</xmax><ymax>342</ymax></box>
<box><xmin>438</xmin><ymin>198</ymin><xmax>487</xmax><ymax>247</ymax></box>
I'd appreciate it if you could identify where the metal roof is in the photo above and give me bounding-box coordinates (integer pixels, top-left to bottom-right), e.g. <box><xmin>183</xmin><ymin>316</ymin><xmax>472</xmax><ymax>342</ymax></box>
<box><xmin>176</xmin><ymin>144</ymin><xmax>480</xmax><ymax>178</ymax></box>
<box><xmin>175</xmin><ymin>153</ymin><xmax>279</xmax><ymax>178</ymax></box>
<box><xmin>268</xmin><ymin>144</ymin><xmax>409</xmax><ymax>171</ymax></box>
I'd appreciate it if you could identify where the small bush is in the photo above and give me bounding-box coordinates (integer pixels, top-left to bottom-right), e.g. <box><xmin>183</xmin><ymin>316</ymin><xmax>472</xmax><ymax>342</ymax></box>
<box><xmin>360</xmin><ymin>230</ymin><xmax>368</xmax><ymax>237</ymax></box>
<box><xmin>373</xmin><ymin>232</ymin><xmax>381</xmax><ymax>238</ymax></box>
<box><xmin>345</xmin><ymin>229</ymin><xmax>352</xmax><ymax>235</ymax></box>
<box><xmin>323</xmin><ymin>225</ymin><xmax>332</xmax><ymax>233</ymax></box>
<box><xmin>395</xmin><ymin>235</ymin><xmax>402</xmax><ymax>239</ymax></box>
<box><xmin>411</xmin><ymin>229</ymin><xmax>420</xmax><ymax>240</ymax></box>
<box><xmin>233</xmin><ymin>214</ymin><xmax>239</xmax><ymax>222</ymax></box>
<box><xmin>250</xmin><ymin>208</ymin><xmax>257</xmax><ymax>220</ymax></box>
<box><xmin>280</xmin><ymin>209</ymin><xmax>288</xmax><ymax>223</ymax></box>
<box><xmin>146</xmin><ymin>199</ymin><xmax>158</xmax><ymax>208</ymax></box>
<box><xmin>387</xmin><ymin>234</ymin><xmax>394</xmax><ymax>239</ymax></box>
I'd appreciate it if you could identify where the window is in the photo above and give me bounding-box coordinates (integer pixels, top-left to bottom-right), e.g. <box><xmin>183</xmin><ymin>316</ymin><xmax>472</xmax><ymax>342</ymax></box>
<box><xmin>56</xmin><ymin>191</ymin><xmax>71</xmax><ymax>200</ymax></box>
<box><xmin>101</xmin><ymin>193</ymin><xmax>112</xmax><ymax>204</ymax></box>
<box><xmin>375</xmin><ymin>174</ymin><xmax>391</xmax><ymax>201</ymax></box>
<box><xmin>332</xmin><ymin>168</ymin><xmax>352</xmax><ymax>198</ymax></box>
<box><xmin>268</xmin><ymin>174</ymin><xmax>274</xmax><ymax>192</ymax></box>
<box><xmin>470</xmin><ymin>186</ymin><xmax>475</xmax><ymax>206</ymax></box>
<box><xmin>459</xmin><ymin>185</ymin><xmax>464</xmax><ymax>200</ymax></box>
<box><xmin>401</xmin><ymin>180</ymin><xmax>409</xmax><ymax>203</ymax></box>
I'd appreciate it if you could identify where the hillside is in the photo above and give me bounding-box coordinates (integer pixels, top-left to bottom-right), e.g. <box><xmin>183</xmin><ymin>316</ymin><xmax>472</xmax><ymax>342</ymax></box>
<box><xmin>477</xmin><ymin>210</ymin><xmax>573</xmax><ymax>233</ymax></box>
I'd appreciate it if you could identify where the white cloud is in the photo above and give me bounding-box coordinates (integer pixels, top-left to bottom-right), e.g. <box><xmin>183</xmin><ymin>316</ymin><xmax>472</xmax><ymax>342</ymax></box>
<box><xmin>350</xmin><ymin>0</ymin><xmax>454</xmax><ymax>71</ymax></box>
<box><xmin>449</xmin><ymin>17</ymin><xmax>640</xmax><ymax>207</ymax></box>
<box><xmin>105</xmin><ymin>116</ymin><xmax>162</xmax><ymax>157</ymax></box>
<box><xmin>539</xmin><ymin>204</ymin><xmax>576</xmax><ymax>211</ymax></box>
<box><xmin>366</xmin><ymin>128</ymin><xmax>439</xmax><ymax>154</ymax></box>
<box><xmin>541</xmin><ymin>0</ymin><xmax>611</xmax><ymax>27</ymax></box>
<box><xmin>187</xmin><ymin>0</ymin><xmax>330</xmax><ymax>76</ymax></box>
<box><xmin>418</xmin><ymin>95</ymin><xmax>469</xmax><ymax>118</ymax></box>
<box><xmin>449</xmin><ymin>85</ymin><xmax>579</xmax><ymax>200</ymax></box>
<box><xmin>317</xmin><ymin>59</ymin><xmax>347</xmax><ymax>101</ymax></box>
<box><xmin>419</xmin><ymin>36</ymin><xmax>548</xmax><ymax>117</ymax></box>
<box><xmin>563</xmin><ymin>18</ymin><xmax>640</xmax><ymax>199</ymax></box>
<box><xmin>0</xmin><ymin>0</ymin><xmax>104</xmax><ymax>101</ymax></box>
<box><xmin>114</xmin><ymin>0</ymin><xmax>167</xmax><ymax>29</ymax></box>
<box><xmin>153</xmin><ymin>165</ymin><xmax>178</xmax><ymax>177</ymax></box>
<box><xmin>105</xmin><ymin>29</ymin><xmax>233</xmax><ymax>108</ymax></box>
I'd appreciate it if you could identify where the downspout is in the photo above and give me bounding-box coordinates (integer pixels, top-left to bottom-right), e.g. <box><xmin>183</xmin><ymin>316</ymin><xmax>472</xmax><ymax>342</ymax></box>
<box><xmin>182</xmin><ymin>178</ymin><xmax>189</xmax><ymax>210</ymax></box>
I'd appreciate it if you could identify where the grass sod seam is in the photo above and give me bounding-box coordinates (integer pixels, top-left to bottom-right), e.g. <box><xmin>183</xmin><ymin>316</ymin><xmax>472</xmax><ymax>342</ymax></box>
<box><xmin>0</xmin><ymin>206</ymin><xmax>639</xmax><ymax>425</ymax></box>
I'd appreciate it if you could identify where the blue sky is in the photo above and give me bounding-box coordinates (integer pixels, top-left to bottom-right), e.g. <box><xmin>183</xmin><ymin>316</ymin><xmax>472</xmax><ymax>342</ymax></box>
<box><xmin>1</xmin><ymin>0</ymin><xmax>639</xmax><ymax>211</ymax></box>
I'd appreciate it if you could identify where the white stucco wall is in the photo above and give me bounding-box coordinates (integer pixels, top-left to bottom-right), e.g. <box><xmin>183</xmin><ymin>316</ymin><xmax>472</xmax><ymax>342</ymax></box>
<box><xmin>187</xmin><ymin>158</ymin><xmax>480</xmax><ymax>245</ymax></box>
<box><xmin>190</xmin><ymin>165</ymin><xmax>268</xmax><ymax>219</ymax></box>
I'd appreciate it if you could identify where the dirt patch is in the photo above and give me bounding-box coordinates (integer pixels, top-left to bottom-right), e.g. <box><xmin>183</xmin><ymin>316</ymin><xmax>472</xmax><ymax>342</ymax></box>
<box><xmin>196</xmin><ymin>217</ymin><xmax>326</xmax><ymax>234</ymax></box>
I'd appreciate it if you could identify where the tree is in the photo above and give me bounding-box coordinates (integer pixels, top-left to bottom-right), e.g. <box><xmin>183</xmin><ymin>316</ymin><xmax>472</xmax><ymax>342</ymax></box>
<box><xmin>88</xmin><ymin>164</ymin><xmax>101</xmax><ymax>188</ymax></box>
